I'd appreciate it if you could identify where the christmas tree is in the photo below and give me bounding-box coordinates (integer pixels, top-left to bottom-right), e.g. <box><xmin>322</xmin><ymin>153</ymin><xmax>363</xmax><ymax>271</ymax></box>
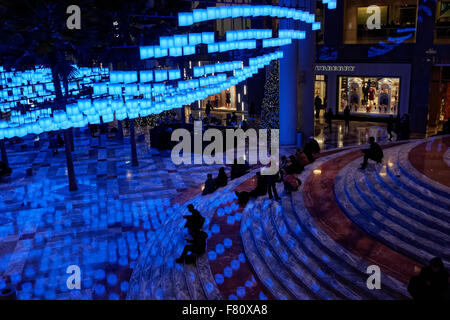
<box><xmin>261</xmin><ymin>60</ymin><xmax>280</xmax><ymax>129</ymax></box>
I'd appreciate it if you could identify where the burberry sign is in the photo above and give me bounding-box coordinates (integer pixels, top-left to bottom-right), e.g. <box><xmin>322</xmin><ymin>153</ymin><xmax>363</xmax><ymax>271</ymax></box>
<box><xmin>315</xmin><ymin>65</ymin><xmax>356</xmax><ymax>72</ymax></box>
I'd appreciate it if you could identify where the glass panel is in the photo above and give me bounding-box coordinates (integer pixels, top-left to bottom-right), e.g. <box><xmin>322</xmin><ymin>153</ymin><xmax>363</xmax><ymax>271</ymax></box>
<box><xmin>435</xmin><ymin>0</ymin><xmax>450</xmax><ymax>43</ymax></box>
<box><xmin>338</xmin><ymin>76</ymin><xmax>400</xmax><ymax>116</ymax></box>
<box><xmin>343</xmin><ymin>0</ymin><xmax>418</xmax><ymax>44</ymax></box>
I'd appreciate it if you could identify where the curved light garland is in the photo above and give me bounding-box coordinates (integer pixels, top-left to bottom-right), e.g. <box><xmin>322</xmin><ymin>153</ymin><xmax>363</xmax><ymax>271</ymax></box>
<box><xmin>0</xmin><ymin>4</ymin><xmax>336</xmax><ymax>139</ymax></box>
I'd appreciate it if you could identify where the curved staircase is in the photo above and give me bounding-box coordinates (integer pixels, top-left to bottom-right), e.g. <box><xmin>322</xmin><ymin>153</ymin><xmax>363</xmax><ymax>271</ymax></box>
<box><xmin>129</xmin><ymin>136</ymin><xmax>449</xmax><ymax>300</ymax></box>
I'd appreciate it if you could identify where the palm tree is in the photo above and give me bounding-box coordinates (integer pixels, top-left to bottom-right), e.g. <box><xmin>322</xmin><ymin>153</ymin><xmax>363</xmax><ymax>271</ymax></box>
<box><xmin>0</xmin><ymin>0</ymin><xmax>111</xmax><ymax>191</ymax></box>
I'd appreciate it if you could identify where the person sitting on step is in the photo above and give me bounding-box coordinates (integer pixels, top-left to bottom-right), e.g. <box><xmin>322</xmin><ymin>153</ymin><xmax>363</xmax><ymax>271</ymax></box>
<box><xmin>408</xmin><ymin>257</ymin><xmax>450</xmax><ymax>300</ymax></box>
<box><xmin>0</xmin><ymin>161</ymin><xmax>12</xmax><ymax>179</ymax></box>
<box><xmin>234</xmin><ymin>172</ymin><xmax>268</xmax><ymax>205</ymax></box>
<box><xmin>281</xmin><ymin>169</ymin><xmax>302</xmax><ymax>194</ymax></box>
<box><xmin>183</xmin><ymin>204</ymin><xmax>205</xmax><ymax>233</ymax></box>
<box><xmin>303</xmin><ymin>137</ymin><xmax>321</xmax><ymax>163</ymax></box>
<box><xmin>360</xmin><ymin>137</ymin><xmax>383</xmax><ymax>170</ymax></box>
<box><xmin>176</xmin><ymin>228</ymin><xmax>208</xmax><ymax>265</ymax></box>
<box><xmin>286</xmin><ymin>155</ymin><xmax>304</xmax><ymax>174</ymax></box>
<box><xmin>215</xmin><ymin>167</ymin><xmax>228</xmax><ymax>188</ymax></box>
<box><xmin>295</xmin><ymin>148</ymin><xmax>310</xmax><ymax>168</ymax></box>
<box><xmin>202</xmin><ymin>173</ymin><xmax>217</xmax><ymax>196</ymax></box>
<box><xmin>230</xmin><ymin>157</ymin><xmax>250</xmax><ymax>180</ymax></box>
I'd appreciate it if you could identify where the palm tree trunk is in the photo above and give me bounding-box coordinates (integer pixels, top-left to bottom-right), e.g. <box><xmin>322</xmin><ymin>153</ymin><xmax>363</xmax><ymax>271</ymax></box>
<box><xmin>51</xmin><ymin>63</ymin><xmax>77</xmax><ymax>191</ymax></box>
<box><xmin>62</xmin><ymin>72</ymin><xmax>75</xmax><ymax>152</ymax></box>
<box><xmin>0</xmin><ymin>139</ymin><xmax>9</xmax><ymax>169</ymax></box>
<box><xmin>129</xmin><ymin>118</ymin><xmax>138</xmax><ymax>167</ymax></box>
<box><xmin>0</xmin><ymin>112</ymin><xmax>9</xmax><ymax>169</ymax></box>
<box><xmin>63</xmin><ymin>128</ymin><xmax>78</xmax><ymax>191</ymax></box>
<box><xmin>117</xmin><ymin>120</ymin><xmax>124</xmax><ymax>140</ymax></box>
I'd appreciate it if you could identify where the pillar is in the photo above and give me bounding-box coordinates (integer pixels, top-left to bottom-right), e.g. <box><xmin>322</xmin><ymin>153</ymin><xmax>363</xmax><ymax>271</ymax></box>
<box><xmin>279</xmin><ymin>0</ymin><xmax>298</xmax><ymax>145</ymax></box>
<box><xmin>297</xmin><ymin>0</ymin><xmax>316</xmax><ymax>142</ymax></box>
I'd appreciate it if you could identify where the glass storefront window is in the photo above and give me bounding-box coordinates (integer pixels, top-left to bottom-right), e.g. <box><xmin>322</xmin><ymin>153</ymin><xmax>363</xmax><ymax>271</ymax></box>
<box><xmin>338</xmin><ymin>76</ymin><xmax>400</xmax><ymax>116</ymax></box>
<box><xmin>435</xmin><ymin>1</ymin><xmax>450</xmax><ymax>43</ymax></box>
<box><xmin>343</xmin><ymin>0</ymin><xmax>418</xmax><ymax>44</ymax></box>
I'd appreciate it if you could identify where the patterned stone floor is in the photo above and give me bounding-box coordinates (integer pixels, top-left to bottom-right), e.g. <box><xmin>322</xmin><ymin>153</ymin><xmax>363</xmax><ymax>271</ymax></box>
<box><xmin>0</xmin><ymin>129</ymin><xmax>224</xmax><ymax>299</ymax></box>
<box><xmin>0</xmin><ymin>120</ymin><xmax>392</xmax><ymax>300</ymax></box>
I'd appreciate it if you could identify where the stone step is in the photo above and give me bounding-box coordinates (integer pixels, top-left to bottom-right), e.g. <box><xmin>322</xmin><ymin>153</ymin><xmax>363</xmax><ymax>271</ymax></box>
<box><xmin>348</xmin><ymin>166</ymin><xmax>450</xmax><ymax>260</ymax></box>
<box><xmin>196</xmin><ymin>248</ymin><xmax>223</xmax><ymax>300</ymax></box>
<box><xmin>128</xmin><ymin>170</ymin><xmax>261</xmax><ymax>300</ymax></box>
<box><xmin>381</xmin><ymin>145</ymin><xmax>450</xmax><ymax>213</ymax></box>
<box><xmin>289</xmin><ymin>182</ymin><xmax>408</xmax><ymax>299</ymax></box>
<box><xmin>262</xmin><ymin>198</ymin><xmax>352</xmax><ymax>299</ymax></box>
<box><xmin>277</xmin><ymin>194</ymin><xmax>392</xmax><ymax>299</ymax></box>
<box><xmin>363</xmin><ymin>167</ymin><xmax>450</xmax><ymax>241</ymax></box>
<box><xmin>241</xmin><ymin>201</ymin><xmax>295</xmax><ymax>300</ymax></box>
<box><xmin>335</xmin><ymin>161</ymin><xmax>450</xmax><ymax>268</ymax></box>
<box><xmin>397</xmin><ymin>142</ymin><xmax>450</xmax><ymax>199</ymax></box>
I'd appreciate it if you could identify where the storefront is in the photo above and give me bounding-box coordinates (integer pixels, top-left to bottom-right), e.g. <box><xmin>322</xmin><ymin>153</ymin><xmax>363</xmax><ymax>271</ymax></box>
<box><xmin>314</xmin><ymin>63</ymin><xmax>411</xmax><ymax>119</ymax></box>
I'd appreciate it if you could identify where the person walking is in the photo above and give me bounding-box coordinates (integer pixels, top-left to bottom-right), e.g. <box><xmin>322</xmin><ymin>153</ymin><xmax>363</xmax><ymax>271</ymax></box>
<box><xmin>387</xmin><ymin>115</ymin><xmax>394</xmax><ymax>141</ymax></box>
<box><xmin>344</xmin><ymin>105</ymin><xmax>351</xmax><ymax>134</ymax></box>
<box><xmin>325</xmin><ymin>108</ymin><xmax>333</xmax><ymax>132</ymax></box>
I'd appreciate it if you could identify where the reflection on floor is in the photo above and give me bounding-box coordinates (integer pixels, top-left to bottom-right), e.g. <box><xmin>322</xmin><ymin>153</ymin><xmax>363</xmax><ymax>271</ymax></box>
<box><xmin>314</xmin><ymin>119</ymin><xmax>389</xmax><ymax>150</ymax></box>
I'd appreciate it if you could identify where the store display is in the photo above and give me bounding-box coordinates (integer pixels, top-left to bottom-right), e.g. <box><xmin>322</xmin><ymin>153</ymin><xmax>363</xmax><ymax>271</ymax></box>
<box><xmin>338</xmin><ymin>76</ymin><xmax>399</xmax><ymax>116</ymax></box>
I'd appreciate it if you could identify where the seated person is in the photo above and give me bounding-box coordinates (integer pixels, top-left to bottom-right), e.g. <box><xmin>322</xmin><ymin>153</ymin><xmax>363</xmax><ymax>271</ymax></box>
<box><xmin>230</xmin><ymin>157</ymin><xmax>250</xmax><ymax>180</ymax></box>
<box><xmin>303</xmin><ymin>137</ymin><xmax>321</xmax><ymax>163</ymax></box>
<box><xmin>202</xmin><ymin>173</ymin><xmax>217</xmax><ymax>196</ymax></box>
<box><xmin>235</xmin><ymin>172</ymin><xmax>268</xmax><ymax>205</ymax></box>
<box><xmin>286</xmin><ymin>155</ymin><xmax>304</xmax><ymax>174</ymax></box>
<box><xmin>280</xmin><ymin>155</ymin><xmax>288</xmax><ymax>171</ymax></box>
<box><xmin>0</xmin><ymin>161</ymin><xmax>12</xmax><ymax>177</ymax></box>
<box><xmin>442</xmin><ymin>119</ymin><xmax>450</xmax><ymax>135</ymax></box>
<box><xmin>215</xmin><ymin>167</ymin><xmax>228</xmax><ymax>188</ymax></box>
<box><xmin>360</xmin><ymin>137</ymin><xmax>383</xmax><ymax>170</ymax></box>
<box><xmin>408</xmin><ymin>257</ymin><xmax>450</xmax><ymax>300</ymax></box>
<box><xmin>295</xmin><ymin>148</ymin><xmax>310</xmax><ymax>168</ymax></box>
<box><xmin>281</xmin><ymin>170</ymin><xmax>302</xmax><ymax>194</ymax></box>
<box><xmin>183</xmin><ymin>204</ymin><xmax>205</xmax><ymax>233</ymax></box>
<box><xmin>176</xmin><ymin>229</ymin><xmax>208</xmax><ymax>264</ymax></box>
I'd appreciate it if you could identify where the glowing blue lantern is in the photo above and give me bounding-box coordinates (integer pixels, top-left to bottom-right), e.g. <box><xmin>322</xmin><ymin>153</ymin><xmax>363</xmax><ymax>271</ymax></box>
<box><xmin>160</xmin><ymin>36</ymin><xmax>174</xmax><ymax>49</ymax></box>
<box><xmin>102</xmin><ymin>113</ymin><xmax>114</xmax><ymax>123</ymax></box>
<box><xmin>153</xmin><ymin>83</ymin><xmax>165</xmax><ymax>93</ymax></box>
<box><xmin>178</xmin><ymin>12</ymin><xmax>193</xmax><ymax>27</ymax></box>
<box><xmin>125</xmin><ymin>84</ymin><xmax>139</xmax><ymax>96</ymax></box>
<box><xmin>183</xmin><ymin>45</ymin><xmax>196</xmax><ymax>56</ymax></box>
<box><xmin>155</xmin><ymin>70</ymin><xmax>168</xmax><ymax>82</ymax></box>
<box><xmin>208</xmin><ymin>44</ymin><xmax>219</xmax><ymax>53</ymax></box>
<box><xmin>169</xmin><ymin>47</ymin><xmax>183</xmax><ymax>57</ymax></box>
<box><xmin>207</xmin><ymin>7</ymin><xmax>217</xmax><ymax>20</ymax></box>
<box><xmin>193</xmin><ymin>66</ymin><xmax>205</xmax><ymax>77</ymax></box>
<box><xmin>124</xmin><ymin>71</ymin><xmax>137</xmax><ymax>84</ymax></box>
<box><xmin>218</xmin><ymin>6</ymin><xmax>228</xmax><ymax>18</ymax></box>
<box><xmin>193</xmin><ymin>9</ymin><xmax>206</xmax><ymax>23</ymax></box>
<box><xmin>168</xmin><ymin>69</ymin><xmax>181</xmax><ymax>80</ymax></box>
<box><xmin>109</xmin><ymin>83</ymin><xmax>123</xmax><ymax>95</ymax></box>
<box><xmin>202</xmin><ymin>32</ymin><xmax>215</xmax><ymax>44</ymax></box>
<box><xmin>38</xmin><ymin>117</ymin><xmax>53</xmax><ymax>131</ymax></box>
<box><xmin>154</xmin><ymin>47</ymin><xmax>168</xmax><ymax>58</ymax></box>
<box><xmin>140</xmin><ymin>70</ymin><xmax>153</xmax><ymax>83</ymax></box>
<box><xmin>139</xmin><ymin>46</ymin><xmax>154</xmax><ymax>60</ymax></box>
<box><xmin>87</xmin><ymin>114</ymin><xmax>100</xmax><ymax>124</ymax></box>
<box><xmin>174</xmin><ymin>35</ymin><xmax>188</xmax><ymax>47</ymax></box>
<box><xmin>188</xmin><ymin>33</ymin><xmax>202</xmax><ymax>45</ymax></box>
<box><xmin>139</xmin><ymin>84</ymin><xmax>152</xmax><ymax>95</ymax></box>
<box><xmin>204</xmin><ymin>65</ymin><xmax>215</xmax><ymax>75</ymax></box>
